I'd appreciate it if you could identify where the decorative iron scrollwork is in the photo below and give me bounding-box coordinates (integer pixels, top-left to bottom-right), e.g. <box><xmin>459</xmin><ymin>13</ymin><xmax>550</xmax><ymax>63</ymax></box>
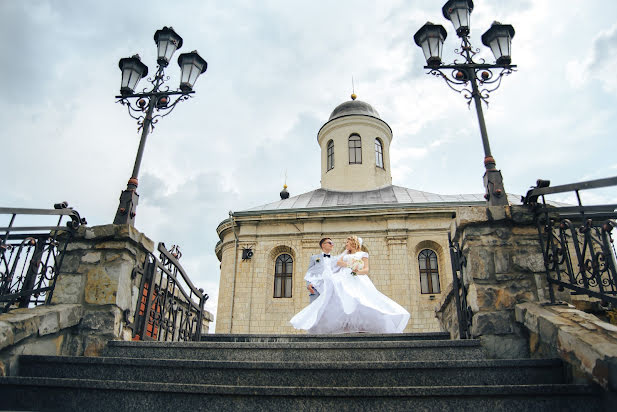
<box><xmin>132</xmin><ymin>242</ymin><xmax>208</xmax><ymax>342</ymax></box>
<box><xmin>525</xmin><ymin>177</ymin><xmax>617</xmax><ymax>306</ymax></box>
<box><xmin>448</xmin><ymin>233</ymin><xmax>473</xmax><ymax>339</ymax></box>
<box><xmin>0</xmin><ymin>203</ymin><xmax>86</xmax><ymax>313</ymax></box>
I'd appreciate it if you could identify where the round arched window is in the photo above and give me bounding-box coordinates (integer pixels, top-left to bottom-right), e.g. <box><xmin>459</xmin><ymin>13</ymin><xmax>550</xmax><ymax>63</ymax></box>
<box><xmin>375</xmin><ymin>138</ymin><xmax>384</xmax><ymax>169</ymax></box>
<box><xmin>418</xmin><ymin>249</ymin><xmax>440</xmax><ymax>294</ymax></box>
<box><xmin>274</xmin><ymin>253</ymin><xmax>293</xmax><ymax>298</ymax></box>
<box><xmin>348</xmin><ymin>134</ymin><xmax>362</xmax><ymax>164</ymax></box>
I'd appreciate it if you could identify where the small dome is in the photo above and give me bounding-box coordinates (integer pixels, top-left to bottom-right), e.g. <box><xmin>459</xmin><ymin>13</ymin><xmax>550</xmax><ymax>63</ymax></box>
<box><xmin>328</xmin><ymin>99</ymin><xmax>380</xmax><ymax>121</ymax></box>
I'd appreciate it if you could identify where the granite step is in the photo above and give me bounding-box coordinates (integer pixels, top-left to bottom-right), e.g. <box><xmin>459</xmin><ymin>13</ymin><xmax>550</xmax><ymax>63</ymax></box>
<box><xmin>19</xmin><ymin>355</ymin><xmax>567</xmax><ymax>387</ymax></box>
<box><xmin>199</xmin><ymin>332</ymin><xmax>451</xmax><ymax>342</ymax></box>
<box><xmin>103</xmin><ymin>339</ymin><xmax>485</xmax><ymax>361</ymax></box>
<box><xmin>0</xmin><ymin>377</ymin><xmax>604</xmax><ymax>412</ymax></box>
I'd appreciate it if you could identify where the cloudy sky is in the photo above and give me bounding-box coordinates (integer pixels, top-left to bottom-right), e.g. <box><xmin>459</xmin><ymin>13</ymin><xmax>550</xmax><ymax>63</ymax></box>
<box><xmin>2</xmin><ymin>1</ymin><xmax>616</xmax><ymax>330</ymax></box>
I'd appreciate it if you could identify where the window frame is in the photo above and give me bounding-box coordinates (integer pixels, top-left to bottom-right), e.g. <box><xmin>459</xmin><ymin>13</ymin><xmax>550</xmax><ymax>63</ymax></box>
<box><xmin>348</xmin><ymin>134</ymin><xmax>362</xmax><ymax>164</ymax></box>
<box><xmin>327</xmin><ymin>140</ymin><xmax>335</xmax><ymax>171</ymax></box>
<box><xmin>375</xmin><ymin>138</ymin><xmax>384</xmax><ymax>169</ymax></box>
<box><xmin>418</xmin><ymin>249</ymin><xmax>440</xmax><ymax>294</ymax></box>
<box><xmin>274</xmin><ymin>253</ymin><xmax>293</xmax><ymax>298</ymax></box>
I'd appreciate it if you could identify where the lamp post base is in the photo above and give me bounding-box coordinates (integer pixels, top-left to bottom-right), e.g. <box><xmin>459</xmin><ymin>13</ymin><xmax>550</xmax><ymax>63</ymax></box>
<box><xmin>483</xmin><ymin>168</ymin><xmax>508</xmax><ymax>206</ymax></box>
<box><xmin>113</xmin><ymin>189</ymin><xmax>139</xmax><ymax>225</ymax></box>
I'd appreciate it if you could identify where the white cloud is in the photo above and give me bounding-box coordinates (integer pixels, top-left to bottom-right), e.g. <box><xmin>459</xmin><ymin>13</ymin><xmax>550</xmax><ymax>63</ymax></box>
<box><xmin>567</xmin><ymin>24</ymin><xmax>617</xmax><ymax>92</ymax></box>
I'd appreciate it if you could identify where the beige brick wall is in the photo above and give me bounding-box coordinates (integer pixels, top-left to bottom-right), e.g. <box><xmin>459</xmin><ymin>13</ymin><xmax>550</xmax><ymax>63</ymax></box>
<box><xmin>215</xmin><ymin>207</ymin><xmax>457</xmax><ymax>334</ymax></box>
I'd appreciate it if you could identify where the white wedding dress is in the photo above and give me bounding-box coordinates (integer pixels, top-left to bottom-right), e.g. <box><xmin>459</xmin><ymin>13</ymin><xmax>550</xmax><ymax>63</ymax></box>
<box><xmin>290</xmin><ymin>251</ymin><xmax>410</xmax><ymax>334</ymax></box>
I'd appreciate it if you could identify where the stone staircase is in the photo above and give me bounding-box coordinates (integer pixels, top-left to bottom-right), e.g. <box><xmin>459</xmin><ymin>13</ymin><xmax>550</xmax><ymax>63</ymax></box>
<box><xmin>0</xmin><ymin>332</ymin><xmax>606</xmax><ymax>411</ymax></box>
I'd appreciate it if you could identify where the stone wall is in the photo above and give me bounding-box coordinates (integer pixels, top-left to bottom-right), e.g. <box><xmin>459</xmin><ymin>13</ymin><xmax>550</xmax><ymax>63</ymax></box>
<box><xmin>0</xmin><ymin>304</ymin><xmax>83</xmax><ymax>376</ymax></box>
<box><xmin>436</xmin><ymin>205</ymin><xmax>551</xmax><ymax>358</ymax></box>
<box><xmin>516</xmin><ymin>302</ymin><xmax>617</xmax><ymax>391</ymax></box>
<box><xmin>50</xmin><ymin>224</ymin><xmax>155</xmax><ymax>355</ymax></box>
<box><xmin>434</xmin><ymin>282</ymin><xmax>460</xmax><ymax>339</ymax></box>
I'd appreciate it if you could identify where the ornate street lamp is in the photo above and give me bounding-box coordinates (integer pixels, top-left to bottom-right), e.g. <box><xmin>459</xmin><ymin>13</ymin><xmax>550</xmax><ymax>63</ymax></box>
<box><xmin>113</xmin><ymin>26</ymin><xmax>208</xmax><ymax>225</ymax></box>
<box><xmin>414</xmin><ymin>2</ymin><xmax>516</xmax><ymax>206</ymax></box>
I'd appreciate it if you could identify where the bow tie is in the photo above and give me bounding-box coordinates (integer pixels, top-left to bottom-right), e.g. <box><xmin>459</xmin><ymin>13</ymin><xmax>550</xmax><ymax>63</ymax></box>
<box><xmin>323</xmin><ymin>254</ymin><xmax>331</xmax><ymax>258</ymax></box>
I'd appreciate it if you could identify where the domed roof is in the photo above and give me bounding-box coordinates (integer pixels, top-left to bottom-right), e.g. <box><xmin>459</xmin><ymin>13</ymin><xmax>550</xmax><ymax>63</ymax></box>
<box><xmin>328</xmin><ymin>99</ymin><xmax>381</xmax><ymax>121</ymax></box>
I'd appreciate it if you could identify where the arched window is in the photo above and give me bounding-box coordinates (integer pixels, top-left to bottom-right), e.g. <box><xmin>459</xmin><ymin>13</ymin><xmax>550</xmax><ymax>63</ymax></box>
<box><xmin>348</xmin><ymin>134</ymin><xmax>362</xmax><ymax>164</ymax></box>
<box><xmin>327</xmin><ymin>140</ymin><xmax>335</xmax><ymax>171</ymax></box>
<box><xmin>375</xmin><ymin>138</ymin><xmax>384</xmax><ymax>168</ymax></box>
<box><xmin>419</xmin><ymin>249</ymin><xmax>440</xmax><ymax>294</ymax></box>
<box><xmin>274</xmin><ymin>253</ymin><xmax>293</xmax><ymax>298</ymax></box>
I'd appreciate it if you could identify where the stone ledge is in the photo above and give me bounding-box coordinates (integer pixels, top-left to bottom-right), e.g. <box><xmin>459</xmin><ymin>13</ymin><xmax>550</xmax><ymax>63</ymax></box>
<box><xmin>516</xmin><ymin>302</ymin><xmax>617</xmax><ymax>391</ymax></box>
<box><xmin>0</xmin><ymin>304</ymin><xmax>84</xmax><ymax>351</ymax></box>
<box><xmin>74</xmin><ymin>224</ymin><xmax>154</xmax><ymax>254</ymax></box>
<box><xmin>451</xmin><ymin>205</ymin><xmax>536</xmax><ymax>241</ymax></box>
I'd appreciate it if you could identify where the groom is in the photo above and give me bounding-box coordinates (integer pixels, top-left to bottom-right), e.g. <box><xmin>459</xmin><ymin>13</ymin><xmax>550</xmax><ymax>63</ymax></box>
<box><xmin>306</xmin><ymin>237</ymin><xmax>335</xmax><ymax>302</ymax></box>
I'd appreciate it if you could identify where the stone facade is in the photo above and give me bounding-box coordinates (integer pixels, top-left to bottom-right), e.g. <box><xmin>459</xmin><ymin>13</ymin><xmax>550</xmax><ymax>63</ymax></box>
<box><xmin>215</xmin><ymin>206</ymin><xmax>461</xmax><ymax>334</ymax></box>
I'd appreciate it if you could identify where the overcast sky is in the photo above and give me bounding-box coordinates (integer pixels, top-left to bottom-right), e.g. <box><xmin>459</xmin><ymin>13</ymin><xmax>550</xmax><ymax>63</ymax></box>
<box><xmin>2</xmin><ymin>1</ymin><xmax>616</xmax><ymax>330</ymax></box>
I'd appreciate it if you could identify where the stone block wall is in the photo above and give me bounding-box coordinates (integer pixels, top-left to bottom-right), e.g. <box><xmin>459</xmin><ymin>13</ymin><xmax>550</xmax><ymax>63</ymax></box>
<box><xmin>0</xmin><ymin>304</ymin><xmax>83</xmax><ymax>376</ymax></box>
<box><xmin>516</xmin><ymin>302</ymin><xmax>617</xmax><ymax>391</ymax></box>
<box><xmin>50</xmin><ymin>224</ymin><xmax>154</xmax><ymax>356</ymax></box>
<box><xmin>437</xmin><ymin>205</ymin><xmax>551</xmax><ymax>358</ymax></box>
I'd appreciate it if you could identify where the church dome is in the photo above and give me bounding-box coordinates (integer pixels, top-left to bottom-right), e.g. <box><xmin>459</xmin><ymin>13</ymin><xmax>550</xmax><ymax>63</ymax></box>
<box><xmin>328</xmin><ymin>99</ymin><xmax>381</xmax><ymax>121</ymax></box>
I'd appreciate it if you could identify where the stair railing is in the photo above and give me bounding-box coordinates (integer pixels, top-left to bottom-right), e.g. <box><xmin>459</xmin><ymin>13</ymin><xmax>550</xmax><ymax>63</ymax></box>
<box><xmin>132</xmin><ymin>242</ymin><xmax>208</xmax><ymax>342</ymax></box>
<box><xmin>522</xmin><ymin>176</ymin><xmax>617</xmax><ymax>306</ymax></box>
<box><xmin>448</xmin><ymin>232</ymin><xmax>473</xmax><ymax>339</ymax></box>
<box><xmin>0</xmin><ymin>203</ymin><xmax>86</xmax><ymax>312</ymax></box>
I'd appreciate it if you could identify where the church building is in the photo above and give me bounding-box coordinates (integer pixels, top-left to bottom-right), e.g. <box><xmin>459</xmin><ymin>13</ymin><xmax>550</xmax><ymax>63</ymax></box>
<box><xmin>215</xmin><ymin>95</ymin><xmax>494</xmax><ymax>334</ymax></box>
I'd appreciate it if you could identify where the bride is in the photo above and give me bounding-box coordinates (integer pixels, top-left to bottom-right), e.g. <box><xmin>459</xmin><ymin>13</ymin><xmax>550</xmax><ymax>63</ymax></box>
<box><xmin>290</xmin><ymin>235</ymin><xmax>410</xmax><ymax>334</ymax></box>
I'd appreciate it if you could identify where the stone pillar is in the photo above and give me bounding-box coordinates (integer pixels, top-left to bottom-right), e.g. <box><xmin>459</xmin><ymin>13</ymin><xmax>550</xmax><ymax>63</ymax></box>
<box><xmin>450</xmin><ymin>205</ymin><xmax>550</xmax><ymax>358</ymax></box>
<box><xmin>52</xmin><ymin>224</ymin><xmax>153</xmax><ymax>356</ymax></box>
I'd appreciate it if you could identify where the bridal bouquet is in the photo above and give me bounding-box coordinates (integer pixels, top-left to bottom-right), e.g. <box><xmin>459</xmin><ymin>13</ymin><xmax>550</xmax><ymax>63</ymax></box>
<box><xmin>348</xmin><ymin>258</ymin><xmax>364</xmax><ymax>276</ymax></box>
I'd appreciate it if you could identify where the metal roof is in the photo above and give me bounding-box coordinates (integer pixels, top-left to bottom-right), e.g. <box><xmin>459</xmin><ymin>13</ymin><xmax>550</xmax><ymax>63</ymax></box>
<box><xmin>328</xmin><ymin>99</ymin><xmax>381</xmax><ymax>121</ymax></box>
<box><xmin>242</xmin><ymin>185</ymin><xmax>509</xmax><ymax>213</ymax></box>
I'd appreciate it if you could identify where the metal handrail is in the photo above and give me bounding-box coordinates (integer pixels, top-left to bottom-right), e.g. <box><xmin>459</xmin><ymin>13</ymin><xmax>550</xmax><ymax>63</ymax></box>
<box><xmin>524</xmin><ymin>178</ymin><xmax>617</xmax><ymax>306</ymax></box>
<box><xmin>0</xmin><ymin>203</ymin><xmax>87</xmax><ymax>312</ymax></box>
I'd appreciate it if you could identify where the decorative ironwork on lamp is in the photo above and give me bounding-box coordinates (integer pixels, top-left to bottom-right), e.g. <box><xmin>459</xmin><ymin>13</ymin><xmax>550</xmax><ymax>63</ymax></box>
<box><xmin>113</xmin><ymin>27</ymin><xmax>208</xmax><ymax>226</ymax></box>
<box><xmin>414</xmin><ymin>1</ymin><xmax>516</xmax><ymax>206</ymax></box>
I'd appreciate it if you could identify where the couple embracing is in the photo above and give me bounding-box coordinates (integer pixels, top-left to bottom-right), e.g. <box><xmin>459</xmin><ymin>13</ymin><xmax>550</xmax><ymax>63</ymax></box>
<box><xmin>290</xmin><ymin>235</ymin><xmax>410</xmax><ymax>334</ymax></box>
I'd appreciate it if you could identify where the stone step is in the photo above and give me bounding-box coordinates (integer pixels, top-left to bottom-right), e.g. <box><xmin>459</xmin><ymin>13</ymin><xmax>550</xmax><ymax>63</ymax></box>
<box><xmin>0</xmin><ymin>377</ymin><xmax>604</xmax><ymax>411</ymax></box>
<box><xmin>19</xmin><ymin>355</ymin><xmax>567</xmax><ymax>387</ymax></box>
<box><xmin>103</xmin><ymin>339</ymin><xmax>485</xmax><ymax>361</ymax></box>
<box><xmin>199</xmin><ymin>332</ymin><xmax>451</xmax><ymax>342</ymax></box>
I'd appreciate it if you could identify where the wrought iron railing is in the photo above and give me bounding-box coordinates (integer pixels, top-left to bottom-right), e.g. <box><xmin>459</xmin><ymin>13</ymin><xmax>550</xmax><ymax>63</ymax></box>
<box><xmin>448</xmin><ymin>233</ymin><xmax>473</xmax><ymax>339</ymax></box>
<box><xmin>0</xmin><ymin>203</ymin><xmax>87</xmax><ymax>313</ymax></box>
<box><xmin>133</xmin><ymin>242</ymin><xmax>208</xmax><ymax>342</ymax></box>
<box><xmin>523</xmin><ymin>177</ymin><xmax>617</xmax><ymax>306</ymax></box>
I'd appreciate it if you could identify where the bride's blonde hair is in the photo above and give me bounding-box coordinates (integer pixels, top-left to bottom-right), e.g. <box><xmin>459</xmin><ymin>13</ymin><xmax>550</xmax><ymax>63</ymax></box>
<box><xmin>346</xmin><ymin>235</ymin><xmax>361</xmax><ymax>252</ymax></box>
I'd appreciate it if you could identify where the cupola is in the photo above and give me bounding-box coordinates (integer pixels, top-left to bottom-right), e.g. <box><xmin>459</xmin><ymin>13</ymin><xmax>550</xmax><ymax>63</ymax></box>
<box><xmin>317</xmin><ymin>94</ymin><xmax>393</xmax><ymax>191</ymax></box>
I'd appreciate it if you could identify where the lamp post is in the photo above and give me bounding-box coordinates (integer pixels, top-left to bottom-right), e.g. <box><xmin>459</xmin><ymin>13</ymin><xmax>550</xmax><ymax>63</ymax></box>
<box><xmin>113</xmin><ymin>27</ymin><xmax>207</xmax><ymax>225</ymax></box>
<box><xmin>414</xmin><ymin>1</ymin><xmax>515</xmax><ymax>206</ymax></box>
